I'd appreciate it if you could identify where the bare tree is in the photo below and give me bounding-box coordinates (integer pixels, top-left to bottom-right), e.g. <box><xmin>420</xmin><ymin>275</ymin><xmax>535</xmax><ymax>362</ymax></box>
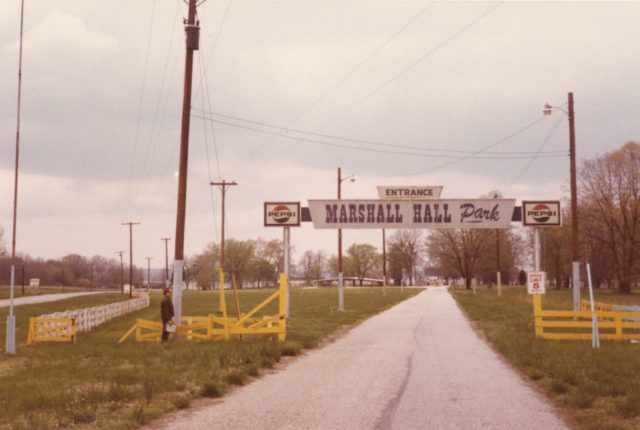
<box><xmin>346</xmin><ymin>244</ymin><xmax>379</xmax><ymax>286</ymax></box>
<box><xmin>427</xmin><ymin>229</ymin><xmax>492</xmax><ymax>289</ymax></box>
<box><xmin>579</xmin><ymin>141</ymin><xmax>640</xmax><ymax>293</ymax></box>
<box><xmin>299</xmin><ymin>250</ymin><xmax>326</xmax><ymax>285</ymax></box>
<box><xmin>388</xmin><ymin>230</ymin><xmax>424</xmax><ymax>286</ymax></box>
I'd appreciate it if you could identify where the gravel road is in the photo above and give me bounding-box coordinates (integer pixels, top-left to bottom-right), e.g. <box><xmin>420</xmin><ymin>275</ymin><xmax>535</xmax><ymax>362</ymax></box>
<box><xmin>0</xmin><ymin>291</ymin><xmax>105</xmax><ymax>308</ymax></box>
<box><xmin>152</xmin><ymin>286</ymin><xmax>568</xmax><ymax>430</ymax></box>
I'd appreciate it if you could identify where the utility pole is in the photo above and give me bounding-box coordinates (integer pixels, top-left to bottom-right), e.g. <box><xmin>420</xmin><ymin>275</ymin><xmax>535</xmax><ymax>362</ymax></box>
<box><xmin>336</xmin><ymin>168</ymin><xmax>354</xmax><ymax>310</ymax></box>
<box><xmin>382</xmin><ymin>229</ymin><xmax>387</xmax><ymax>295</ymax></box>
<box><xmin>145</xmin><ymin>257</ymin><xmax>152</xmax><ymax>291</ymax></box>
<box><xmin>116</xmin><ymin>251</ymin><xmax>125</xmax><ymax>294</ymax></box>
<box><xmin>568</xmin><ymin>92</ymin><xmax>580</xmax><ymax>311</ymax></box>
<box><xmin>172</xmin><ymin>0</ymin><xmax>200</xmax><ymax>325</ymax></box>
<box><xmin>122</xmin><ymin>222</ymin><xmax>140</xmax><ymax>298</ymax></box>
<box><xmin>162</xmin><ymin>237</ymin><xmax>171</xmax><ymax>286</ymax></box>
<box><xmin>62</xmin><ymin>263</ymin><xmax>65</xmax><ymax>292</ymax></box>
<box><xmin>496</xmin><ymin>228</ymin><xmax>501</xmax><ymax>296</ymax></box>
<box><xmin>6</xmin><ymin>0</ymin><xmax>26</xmax><ymax>355</ymax></box>
<box><xmin>338</xmin><ymin>168</ymin><xmax>343</xmax><ymax>310</ymax></box>
<box><xmin>211</xmin><ymin>180</ymin><xmax>238</xmax><ymax>318</ymax></box>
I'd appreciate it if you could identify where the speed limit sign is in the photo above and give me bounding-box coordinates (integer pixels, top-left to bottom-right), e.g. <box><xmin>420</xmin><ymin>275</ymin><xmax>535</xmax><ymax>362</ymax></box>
<box><xmin>527</xmin><ymin>271</ymin><xmax>546</xmax><ymax>295</ymax></box>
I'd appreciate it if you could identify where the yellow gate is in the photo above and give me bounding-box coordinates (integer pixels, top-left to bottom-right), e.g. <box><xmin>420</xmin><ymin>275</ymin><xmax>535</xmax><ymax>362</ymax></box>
<box><xmin>119</xmin><ymin>272</ymin><xmax>287</xmax><ymax>343</ymax></box>
<box><xmin>27</xmin><ymin>317</ymin><xmax>77</xmax><ymax>344</ymax></box>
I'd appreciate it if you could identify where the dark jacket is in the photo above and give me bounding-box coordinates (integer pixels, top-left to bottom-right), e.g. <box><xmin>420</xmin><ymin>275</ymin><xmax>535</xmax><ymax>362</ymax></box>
<box><xmin>161</xmin><ymin>297</ymin><xmax>175</xmax><ymax>324</ymax></box>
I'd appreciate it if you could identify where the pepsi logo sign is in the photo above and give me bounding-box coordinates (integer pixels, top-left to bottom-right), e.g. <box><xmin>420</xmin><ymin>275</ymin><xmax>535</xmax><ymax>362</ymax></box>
<box><xmin>528</xmin><ymin>204</ymin><xmax>556</xmax><ymax>223</ymax></box>
<box><xmin>264</xmin><ymin>202</ymin><xmax>301</xmax><ymax>227</ymax></box>
<box><xmin>522</xmin><ymin>201</ymin><xmax>561</xmax><ymax>227</ymax></box>
<box><xmin>269</xmin><ymin>205</ymin><xmax>296</xmax><ymax>224</ymax></box>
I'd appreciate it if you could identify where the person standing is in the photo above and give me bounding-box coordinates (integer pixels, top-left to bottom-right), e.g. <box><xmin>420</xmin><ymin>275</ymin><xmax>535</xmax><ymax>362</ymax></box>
<box><xmin>161</xmin><ymin>288</ymin><xmax>175</xmax><ymax>342</ymax></box>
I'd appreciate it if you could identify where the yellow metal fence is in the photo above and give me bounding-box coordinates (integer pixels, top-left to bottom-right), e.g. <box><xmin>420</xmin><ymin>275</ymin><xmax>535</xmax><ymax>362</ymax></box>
<box><xmin>119</xmin><ymin>272</ymin><xmax>288</xmax><ymax>344</ymax></box>
<box><xmin>533</xmin><ymin>295</ymin><xmax>640</xmax><ymax>341</ymax></box>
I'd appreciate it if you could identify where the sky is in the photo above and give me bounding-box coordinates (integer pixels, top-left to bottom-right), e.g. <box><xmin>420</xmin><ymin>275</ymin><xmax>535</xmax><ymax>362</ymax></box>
<box><xmin>1</xmin><ymin>0</ymin><xmax>639</xmax><ymax>270</ymax></box>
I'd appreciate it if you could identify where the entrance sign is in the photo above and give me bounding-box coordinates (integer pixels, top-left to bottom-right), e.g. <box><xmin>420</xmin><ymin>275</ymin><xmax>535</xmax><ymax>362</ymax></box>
<box><xmin>308</xmin><ymin>199</ymin><xmax>515</xmax><ymax>229</ymax></box>
<box><xmin>377</xmin><ymin>186</ymin><xmax>443</xmax><ymax>199</ymax></box>
<box><xmin>527</xmin><ymin>271</ymin><xmax>546</xmax><ymax>294</ymax></box>
<box><xmin>522</xmin><ymin>201</ymin><xmax>561</xmax><ymax>227</ymax></box>
<box><xmin>264</xmin><ymin>202</ymin><xmax>301</xmax><ymax>227</ymax></box>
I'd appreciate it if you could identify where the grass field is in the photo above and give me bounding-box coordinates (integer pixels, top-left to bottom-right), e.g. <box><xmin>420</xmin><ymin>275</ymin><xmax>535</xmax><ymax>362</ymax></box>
<box><xmin>451</xmin><ymin>286</ymin><xmax>640</xmax><ymax>430</ymax></box>
<box><xmin>0</xmin><ymin>287</ymin><xmax>420</xmax><ymax>429</ymax></box>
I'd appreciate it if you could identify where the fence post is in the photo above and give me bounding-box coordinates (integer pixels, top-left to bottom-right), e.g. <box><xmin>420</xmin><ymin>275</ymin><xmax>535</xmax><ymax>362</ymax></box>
<box><xmin>533</xmin><ymin>294</ymin><xmax>543</xmax><ymax>338</ymax></box>
<box><xmin>615</xmin><ymin>312</ymin><xmax>623</xmax><ymax>340</ymax></box>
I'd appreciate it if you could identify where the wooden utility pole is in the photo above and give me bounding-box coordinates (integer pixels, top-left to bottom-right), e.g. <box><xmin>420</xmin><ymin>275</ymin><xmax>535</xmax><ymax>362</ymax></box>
<box><xmin>161</xmin><ymin>237</ymin><xmax>171</xmax><ymax>286</ymax></box>
<box><xmin>382</xmin><ymin>229</ymin><xmax>387</xmax><ymax>295</ymax></box>
<box><xmin>116</xmin><ymin>251</ymin><xmax>125</xmax><ymax>294</ymax></box>
<box><xmin>172</xmin><ymin>0</ymin><xmax>200</xmax><ymax>324</ymax></box>
<box><xmin>145</xmin><ymin>257</ymin><xmax>152</xmax><ymax>291</ymax></box>
<box><xmin>338</xmin><ymin>168</ymin><xmax>343</xmax><ymax>310</ymax></box>
<box><xmin>122</xmin><ymin>222</ymin><xmax>140</xmax><ymax>298</ymax></box>
<box><xmin>211</xmin><ymin>180</ymin><xmax>238</xmax><ymax>318</ymax></box>
<box><xmin>568</xmin><ymin>92</ymin><xmax>581</xmax><ymax>311</ymax></box>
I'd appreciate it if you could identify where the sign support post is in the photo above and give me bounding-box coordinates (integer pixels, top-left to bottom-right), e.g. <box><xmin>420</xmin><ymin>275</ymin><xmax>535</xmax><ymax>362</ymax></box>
<box><xmin>283</xmin><ymin>226</ymin><xmax>290</xmax><ymax>318</ymax></box>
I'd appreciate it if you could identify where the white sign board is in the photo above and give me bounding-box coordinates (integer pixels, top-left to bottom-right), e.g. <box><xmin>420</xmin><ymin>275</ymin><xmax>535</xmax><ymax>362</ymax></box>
<box><xmin>377</xmin><ymin>186</ymin><xmax>443</xmax><ymax>199</ymax></box>
<box><xmin>307</xmin><ymin>199</ymin><xmax>515</xmax><ymax>229</ymax></box>
<box><xmin>522</xmin><ymin>201</ymin><xmax>561</xmax><ymax>227</ymax></box>
<box><xmin>527</xmin><ymin>271</ymin><xmax>546</xmax><ymax>294</ymax></box>
<box><xmin>29</xmin><ymin>278</ymin><xmax>40</xmax><ymax>287</ymax></box>
<box><xmin>264</xmin><ymin>202</ymin><xmax>301</xmax><ymax>227</ymax></box>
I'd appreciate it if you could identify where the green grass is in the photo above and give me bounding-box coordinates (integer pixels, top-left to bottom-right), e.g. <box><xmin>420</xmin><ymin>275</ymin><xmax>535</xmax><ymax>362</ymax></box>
<box><xmin>451</xmin><ymin>286</ymin><xmax>640</xmax><ymax>430</ymax></box>
<box><xmin>0</xmin><ymin>286</ymin><xmax>420</xmax><ymax>429</ymax></box>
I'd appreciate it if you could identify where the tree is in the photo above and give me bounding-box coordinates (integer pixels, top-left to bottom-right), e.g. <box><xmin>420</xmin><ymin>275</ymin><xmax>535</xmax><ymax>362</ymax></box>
<box><xmin>518</xmin><ymin>269</ymin><xmax>527</xmax><ymax>285</ymax></box>
<box><xmin>427</xmin><ymin>229</ymin><xmax>492</xmax><ymax>289</ymax></box>
<box><xmin>255</xmin><ymin>238</ymin><xmax>285</xmax><ymax>272</ymax></box>
<box><xmin>224</xmin><ymin>239</ymin><xmax>255</xmax><ymax>288</ymax></box>
<box><xmin>247</xmin><ymin>258</ymin><xmax>277</xmax><ymax>288</ymax></box>
<box><xmin>299</xmin><ymin>250</ymin><xmax>325</xmax><ymax>285</ymax></box>
<box><xmin>388</xmin><ymin>230</ymin><xmax>424</xmax><ymax>286</ymax></box>
<box><xmin>190</xmin><ymin>243</ymin><xmax>220</xmax><ymax>290</ymax></box>
<box><xmin>579</xmin><ymin>142</ymin><xmax>640</xmax><ymax>293</ymax></box>
<box><xmin>346</xmin><ymin>244</ymin><xmax>379</xmax><ymax>286</ymax></box>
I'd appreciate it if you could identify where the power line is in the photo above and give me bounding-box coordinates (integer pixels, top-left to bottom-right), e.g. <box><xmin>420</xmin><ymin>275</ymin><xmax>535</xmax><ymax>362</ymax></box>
<box><xmin>125</xmin><ymin>0</ymin><xmax>157</xmax><ymax>215</ymax></box>
<box><xmin>193</xmin><ymin>108</ymin><xmax>565</xmax><ymax>155</ymax></box>
<box><xmin>192</xmin><ymin>113</ymin><xmax>562</xmax><ymax>160</ymax></box>
<box><xmin>506</xmin><ymin>115</ymin><xmax>566</xmax><ymax>189</ymax></box>
<box><xmin>227</xmin><ymin>1</ymin><xmax>504</xmax><ymax>178</ymax></box>
<box><xmin>224</xmin><ymin>2</ymin><xmax>437</xmax><ymax>174</ymax></box>
<box><xmin>379</xmin><ymin>115</ymin><xmax>551</xmax><ymax>177</ymax></box>
<box><xmin>131</xmin><ymin>0</ymin><xmax>182</xmax><ymax>220</ymax></box>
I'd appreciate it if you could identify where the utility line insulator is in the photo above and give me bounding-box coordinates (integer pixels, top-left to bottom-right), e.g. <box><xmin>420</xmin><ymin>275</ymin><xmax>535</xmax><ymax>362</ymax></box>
<box><xmin>185</xmin><ymin>24</ymin><xmax>200</xmax><ymax>50</ymax></box>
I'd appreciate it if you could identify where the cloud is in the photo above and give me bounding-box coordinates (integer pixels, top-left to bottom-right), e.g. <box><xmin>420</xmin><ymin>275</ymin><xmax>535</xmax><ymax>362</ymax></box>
<box><xmin>4</xmin><ymin>12</ymin><xmax>118</xmax><ymax>59</ymax></box>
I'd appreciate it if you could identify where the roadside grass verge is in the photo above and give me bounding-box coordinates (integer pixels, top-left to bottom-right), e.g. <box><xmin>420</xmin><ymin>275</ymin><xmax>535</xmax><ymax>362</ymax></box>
<box><xmin>0</xmin><ymin>287</ymin><xmax>421</xmax><ymax>429</ymax></box>
<box><xmin>451</xmin><ymin>286</ymin><xmax>640</xmax><ymax>430</ymax></box>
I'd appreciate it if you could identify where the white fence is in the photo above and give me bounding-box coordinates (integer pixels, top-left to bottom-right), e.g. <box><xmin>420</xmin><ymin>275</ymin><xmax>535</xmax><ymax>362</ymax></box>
<box><xmin>40</xmin><ymin>293</ymin><xmax>150</xmax><ymax>333</ymax></box>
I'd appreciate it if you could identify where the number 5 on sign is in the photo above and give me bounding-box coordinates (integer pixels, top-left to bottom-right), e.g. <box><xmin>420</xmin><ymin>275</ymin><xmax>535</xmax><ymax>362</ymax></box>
<box><xmin>527</xmin><ymin>271</ymin><xmax>546</xmax><ymax>295</ymax></box>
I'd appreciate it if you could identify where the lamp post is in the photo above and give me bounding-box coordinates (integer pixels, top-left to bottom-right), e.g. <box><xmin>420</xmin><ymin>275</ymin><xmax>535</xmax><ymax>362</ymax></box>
<box><xmin>337</xmin><ymin>167</ymin><xmax>355</xmax><ymax>311</ymax></box>
<box><xmin>544</xmin><ymin>92</ymin><xmax>579</xmax><ymax>310</ymax></box>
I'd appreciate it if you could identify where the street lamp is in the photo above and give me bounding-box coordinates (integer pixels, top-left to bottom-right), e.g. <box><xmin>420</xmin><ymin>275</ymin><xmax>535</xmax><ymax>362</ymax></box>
<box><xmin>337</xmin><ymin>167</ymin><xmax>355</xmax><ymax>311</ymax></box>
<box><xmin>544</xmin><ymin>92</ymin><xmax>580</xmax><ymax>310</ymax></box>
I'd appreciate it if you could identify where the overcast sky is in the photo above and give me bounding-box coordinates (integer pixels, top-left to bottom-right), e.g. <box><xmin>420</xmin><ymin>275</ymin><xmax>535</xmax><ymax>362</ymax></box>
<box><xmin>1</xmin><ymin>0</ymin><xmax>639</xmax><ymax>269</ymax></box>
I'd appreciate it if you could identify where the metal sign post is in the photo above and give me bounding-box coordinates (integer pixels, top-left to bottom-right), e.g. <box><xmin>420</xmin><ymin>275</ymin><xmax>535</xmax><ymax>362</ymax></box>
<box><xmin>264</xmin><ymin>202</ymin><xmax>300</xmax><ymax>319</ymax></box>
